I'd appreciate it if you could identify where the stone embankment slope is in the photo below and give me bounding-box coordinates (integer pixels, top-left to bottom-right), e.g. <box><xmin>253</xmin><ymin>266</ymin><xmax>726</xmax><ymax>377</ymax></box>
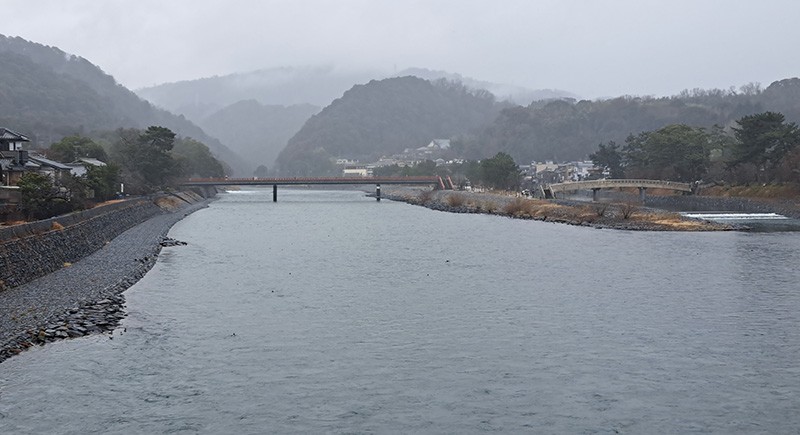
<box><xmin>382</xmin><ymin>188</ymin><xmax>738</xmax><ymax>231</ymax></box>
<box><xmin>0</xmin><ymin>192</ymin><xmax>210</xmax><ymax>363</ymax></box>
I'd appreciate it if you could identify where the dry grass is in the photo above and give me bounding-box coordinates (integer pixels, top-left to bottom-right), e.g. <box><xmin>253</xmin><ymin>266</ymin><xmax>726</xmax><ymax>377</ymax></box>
<box><xmin>527</xmin><ymin>201</ymin><xmax>564</xmax><ymax>219</ymax></box>
<box><xmin>51</xmin><ymin>221</ymin><xmax>64</xmax><ymax>231</ymax></box>
<box><xmin>93</xmin><ymin>199</ymin><xmax>126</xmax><ymax>207</ymax></box>
<box><xmin>637</xmin><ymin>213</ymin><xmax>714</xmax><ymax>230</ymax></box>
<box><xmin>482</xmin><ymin>201</ymin><xmax>498</xmax><ymax>213</ymax></box>
<box><xmin>445</xmin><ymin>193</ymin><xmax>466</xmax><ymax>207</ymax></box>
<box><xmin>502</xmin><ymin>198</ymin><xmax>534</xmax><ymax>217</ymax></box>
<box><xmin>399</xmin><ymin>188</ymin><xmax>732</xmax><ymax>231</ymax></box>
<box><xmin>155</xmin><ymin>196</ymin><xmax>184</xmax><ymax>211</ymax></box>
<box><xmin>417</xmin><ymin>190</ymin><xmax>435</xmax><ymax>205</ymax></box>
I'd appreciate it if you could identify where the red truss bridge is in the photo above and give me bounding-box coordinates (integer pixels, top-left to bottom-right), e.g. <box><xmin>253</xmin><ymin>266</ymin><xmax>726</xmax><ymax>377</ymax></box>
<box><xmin>181</xmin><ymin>176</ymin><xmax>455</xmax><ymax>201</ymax></box>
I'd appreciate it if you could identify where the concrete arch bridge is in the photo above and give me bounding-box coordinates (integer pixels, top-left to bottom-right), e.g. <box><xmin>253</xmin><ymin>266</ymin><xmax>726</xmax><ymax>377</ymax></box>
<box><xmin>544</xmin><ymin>179</ymin><xmax>695</xmax><ymax>201</ymax></box>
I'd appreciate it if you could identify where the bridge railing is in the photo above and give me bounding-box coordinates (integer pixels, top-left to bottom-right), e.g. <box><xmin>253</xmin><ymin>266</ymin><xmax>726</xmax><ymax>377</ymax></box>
<box><xmin>183</xmin><ymin>176</ymin><xmax>441</xmax><ymax>184</ymax></box>
<box><xmin>548</xmin><ymin>179</ymin><xmax>693</xmax><ymax>192</ymax></box>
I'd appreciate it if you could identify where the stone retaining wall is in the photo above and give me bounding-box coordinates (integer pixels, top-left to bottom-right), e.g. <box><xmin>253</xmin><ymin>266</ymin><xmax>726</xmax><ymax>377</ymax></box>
<box><xmin>0</xmin><ymin>196</ymin><xmax>184</xmax><ymax>290</ymax></box>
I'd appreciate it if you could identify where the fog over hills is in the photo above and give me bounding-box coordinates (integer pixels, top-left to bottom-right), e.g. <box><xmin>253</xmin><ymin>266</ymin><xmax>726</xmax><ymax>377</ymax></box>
<box><xmin>136</xmin><ymin>66</ymin><xmax>380</xmax><ymax>120</ymax></box>
<box><xmin>136</xmin><ymin>65</ymin><xmax>572</xmax><ymax>172</ymax></box>
<box><xmin>394</xmin><ymin>68</ymin><xmax>578</xmax><ymax>105</ymax></box>
<box><xmin>200</xmin><ymin>100</ymin><xmax>320</xmax><ymax>171</ymax></box>
<box><xmin>6</xmin><ymin>33</ymin><xmax>800</xmax><ymax>180</ymax></box>
<box><xmin>137</xmin><ymin>66</ymin><xmax>575</xmax><ymax>117</ymax></box>
<box><xmin>0</xmin><ymin>34</ymin><xmax>249</xmax><ymax>175</ymax></box>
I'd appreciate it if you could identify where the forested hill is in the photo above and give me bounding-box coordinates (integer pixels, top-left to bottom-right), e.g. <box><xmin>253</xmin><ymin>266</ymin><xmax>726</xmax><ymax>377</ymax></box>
<box><xmin>395</xmin><ymin>67</ymin><xmax>577</xmax><ymax>105</ymax></box>
<box><xmin>275</xmin><ymin>76</ymin><xmax>509</xmax><ymax>175</ymax></box>
<box><xmin>0</xmin><ymin>35</ymin><xmax>248</xmax><ymax>174</ymax></box>
<box><xmin>469</xmin><ymin>78</ymin><xmax>800</xmax><ymax>164</ymax></box>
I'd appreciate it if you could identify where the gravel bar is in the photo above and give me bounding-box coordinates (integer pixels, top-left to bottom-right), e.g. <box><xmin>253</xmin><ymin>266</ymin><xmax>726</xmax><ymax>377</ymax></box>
<box><xmin>0</xmin><ymin>200</ymin><xmax>210</xmax><ymax>363</ymax></box>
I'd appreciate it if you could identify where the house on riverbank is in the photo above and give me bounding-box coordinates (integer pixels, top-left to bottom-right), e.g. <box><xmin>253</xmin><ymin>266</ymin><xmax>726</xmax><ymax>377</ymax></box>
<box><xmin>1</xmin><ymin>127</ymin><xmax>72</xmax><ymax>204</ymax></box>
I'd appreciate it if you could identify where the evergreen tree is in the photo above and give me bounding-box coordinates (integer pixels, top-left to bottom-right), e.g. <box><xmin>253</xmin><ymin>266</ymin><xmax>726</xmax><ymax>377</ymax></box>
<box><xmin>730</xmin><ymin>112</ymin><xmax>800</xmax><ymax>181</ymax></box>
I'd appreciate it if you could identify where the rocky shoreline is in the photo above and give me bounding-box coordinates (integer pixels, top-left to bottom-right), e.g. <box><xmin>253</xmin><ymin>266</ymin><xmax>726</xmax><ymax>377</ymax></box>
<box><xmin>0</xmin><ymin>199</ymin><xmax>210</xmax><ymax>363</ymax></box>
<box><xmin>381</xmin><ymin>188</ymin><xmax>741</xmax><ymax>231</ymax></box>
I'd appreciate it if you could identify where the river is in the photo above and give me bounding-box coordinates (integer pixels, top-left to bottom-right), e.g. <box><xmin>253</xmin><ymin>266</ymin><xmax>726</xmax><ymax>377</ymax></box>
<box><xmin>1</xmin><ymin>189</ymin><xmax>799</xmax><ymax>433</ymax></box>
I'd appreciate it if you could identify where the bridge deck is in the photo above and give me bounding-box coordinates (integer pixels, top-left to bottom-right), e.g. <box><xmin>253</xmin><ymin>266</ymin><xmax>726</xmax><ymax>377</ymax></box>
<box><xmin>181</xmin><ymin>176</ymin><xmax>441</xmax><ymax>186</ymax></box>
<box><xmin>548</xmin><ymin>179</ymin><xmax>693</xmax><ymax>193</ymax></box>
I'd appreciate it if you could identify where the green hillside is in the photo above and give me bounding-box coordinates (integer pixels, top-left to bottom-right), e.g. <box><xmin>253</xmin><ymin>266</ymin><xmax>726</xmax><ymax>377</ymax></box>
<box><xmin>0</xmin><ymin>35</ymin><xmax>248</xmax><ymax>174</ymax></box>
<box><xmin>276</xmin><ymin>76</ymin><xmax>508</xmax><ymax>175</ymax></box>
<box><xmin>470</xmin><ymin>79</ymin><xmax>800</xmax><ymax>164</ymax></box>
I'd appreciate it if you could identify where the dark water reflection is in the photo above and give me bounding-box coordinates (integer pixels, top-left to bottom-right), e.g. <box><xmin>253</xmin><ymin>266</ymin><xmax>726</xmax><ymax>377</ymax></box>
<box><xmin>1</xmin><ymin>189</ymin><xmax>799</xmax><ymax>433</ymax></box>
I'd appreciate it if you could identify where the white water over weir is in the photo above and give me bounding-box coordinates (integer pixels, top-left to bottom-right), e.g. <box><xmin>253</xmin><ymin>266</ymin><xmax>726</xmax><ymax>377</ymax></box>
<box><xmin>680</xmin><ymin>212</ymin><xmax>790</xmax><ymax>221</ymax></box>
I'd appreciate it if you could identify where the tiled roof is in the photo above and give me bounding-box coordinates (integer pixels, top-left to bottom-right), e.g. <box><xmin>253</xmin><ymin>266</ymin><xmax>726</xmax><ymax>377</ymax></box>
<box><xmin>0</xmin><ymin>128</ymin><xmax>30</xmax><ymax>142</ymax></box>
<box><xmin>28</xmin><ymin>154</ymin><xmax>72</xmax><ymax>170</ymax></box>
<box><xmin>76</xmin><ymin>157</ymin><xmax>107</xmax><ymax>166</ymax></box>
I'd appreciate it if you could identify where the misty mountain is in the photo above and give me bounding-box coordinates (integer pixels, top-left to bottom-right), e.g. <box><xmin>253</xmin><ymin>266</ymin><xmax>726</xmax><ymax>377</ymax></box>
<box><xmin>395</xmin><ymin>68</ymin><xmax>577</xmax><ymax>105</ymax></box>
<box><xmin>275</xmin><ymin>76</ymin><xmax>509</xmax><ymax>175</ymax></box>
<box><xmin>136</xmin><ymin>66</ymin><xmax>378</xmax><ymax>120</ymax></box>
<box><xmin>137</xmin><ymin>65</ymin><xmax>576</xmax><ymax>118</ymax></box>
<box><xmin>468</xmin><ymin>78</ymin><xmax>800</xmax><ymax>164</ymax></box>
<box><xmin>135</xmin><ymin>66</ymin><xmax>576</xmax><ymax>171</ymax></box>
<box><xmin>0</xmin><ymin>35</ymin><xmax>248</xmax><ymax>174</ymax></box>
<box><xmin>200</xmin><ymin>100</ymin><xmax>320</xmax><ymax>170</ymax></box>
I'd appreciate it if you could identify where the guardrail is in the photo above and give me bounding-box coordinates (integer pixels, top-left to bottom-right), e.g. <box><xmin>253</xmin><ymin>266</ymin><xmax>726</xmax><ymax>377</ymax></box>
<box><xmin>182</xmin><ymin>176</ymin><xmax>441</xmax><ymax>186</ymax></box>
<box><xmin>548</xmin><ymin>179</ymin><xmax>694</xmax><ymax>193</ymax></box>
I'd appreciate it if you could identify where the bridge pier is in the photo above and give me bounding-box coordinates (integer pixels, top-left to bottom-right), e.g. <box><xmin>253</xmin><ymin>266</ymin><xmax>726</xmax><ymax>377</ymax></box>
<box><xmin>273</xmin><ymin>184</ymin><xmax>277</xmax><ymax>202</ymax></box>
<box><xmin>376</xmin><ymin>184</ymin><xmax>381</xmax><ymax>202</ymax></box>
<box><xmin>639</xmin><ymin>187</ymin><xmax>646</xmax><ymax>202</ymax></box>
<box><xmin>592</xmin><ymin>188</ymin><xmax>600</xmax><ymax>202</ymax></box>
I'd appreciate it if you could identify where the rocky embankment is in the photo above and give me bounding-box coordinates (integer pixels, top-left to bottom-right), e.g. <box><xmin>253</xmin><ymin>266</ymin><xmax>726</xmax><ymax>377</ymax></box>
<box><xmin>0</xmin><ymin>194</ymin><xmax>210</xmax><ymax>363</ymax></box>
<box><xmin>382</xmin><ymin>188</ymin><xmax>739</xmax><ymax>231</ymax></box>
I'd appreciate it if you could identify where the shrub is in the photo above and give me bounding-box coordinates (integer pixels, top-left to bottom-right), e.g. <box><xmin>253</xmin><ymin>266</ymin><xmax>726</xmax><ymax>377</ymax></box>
<box><xmin>445</xmin><ymin>193</ymin><xmax>465</xmax><ymax>207</ymax></box>
<box><xmin>594</xmin><ymin>203</ymin><xmax>608</xmax><ymax>217</ymax></box>
<box><xmin>621</xmin><ymin>202</ymin><xmax>637</xmax><ymax>219</ymax></box>
<box><xmin>502</xmin><ymin>198</ymin><xmax>532</xmax><ymax>216</ymax></box>
<box><xmin>417</xmin><ymin>189</ymin><xmax>434</xmax><ymax>205</ymax></box>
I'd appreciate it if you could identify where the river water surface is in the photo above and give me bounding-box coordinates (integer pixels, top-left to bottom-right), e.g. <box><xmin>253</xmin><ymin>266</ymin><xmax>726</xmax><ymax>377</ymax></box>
<box><xmin>1</xmin><ymin>189</ymin><xmax>799</xmax><ymax>433</ymax></box>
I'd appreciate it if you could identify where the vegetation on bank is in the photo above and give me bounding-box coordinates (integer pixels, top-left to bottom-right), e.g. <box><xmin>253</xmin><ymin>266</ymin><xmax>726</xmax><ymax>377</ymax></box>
<box><xmin>590</xmin><ymin>111</ymin><xmax>800</xmax><ymax>186</ymax></box>
<box><xmin>374</xmin><ymin>152</ymin><xmax>521</xmax><ymax>190</ymax></box>
<box><xmin>10</xmin><ymin>126</ymin><xmax>224</xmax><ymax>221</ymax></box>
<box><xmin>0</xmin><ymin>35</ymin><xmax>248</xmax><ymax>174</ymax></box>
<box><xmin>396</xmin><ymin>189</ymin><xmax>733</xmax><ymax>231</ymax></box>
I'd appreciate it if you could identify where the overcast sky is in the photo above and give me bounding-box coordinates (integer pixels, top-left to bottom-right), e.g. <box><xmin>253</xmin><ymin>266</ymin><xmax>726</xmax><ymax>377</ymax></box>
<box><xmin>4</xmin><ymin>0</ymin><xmax>799</xmax><ymax>99</ymax></box>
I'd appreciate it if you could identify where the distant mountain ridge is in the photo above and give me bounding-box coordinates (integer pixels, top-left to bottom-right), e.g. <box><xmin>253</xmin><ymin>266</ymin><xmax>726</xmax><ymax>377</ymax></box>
<box><xmin>469</xmin><ymin>78</ymin><xmax>800</xmax><ymax>164</ymax></box>
<box><xmin>0</xmin><ymin>34</ymin><xmax>249</xmax><ymax>174</ymax></box>
<box><xmin>136</xmin><ymin>66</ymin><xmax>380</xmax><ymax>120</ymax></box>
<box><xmin>275</xmin><ymin>76</ymin><xmax>509</xmax><ymax>175</ymax></box>
<box><xmin>394</xmin><ymin>68</ymin><xmax>578</xmax><ymax>105</ymax></box>
<box><xmin>134</xmin><ymin>66</ymin><xmax>573</xmax><ymax>173</ymax></box>
<box><xmin>135</xmin><ymin>65</ymin><xmax>574</xmax><ymax>118</ymax></box>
